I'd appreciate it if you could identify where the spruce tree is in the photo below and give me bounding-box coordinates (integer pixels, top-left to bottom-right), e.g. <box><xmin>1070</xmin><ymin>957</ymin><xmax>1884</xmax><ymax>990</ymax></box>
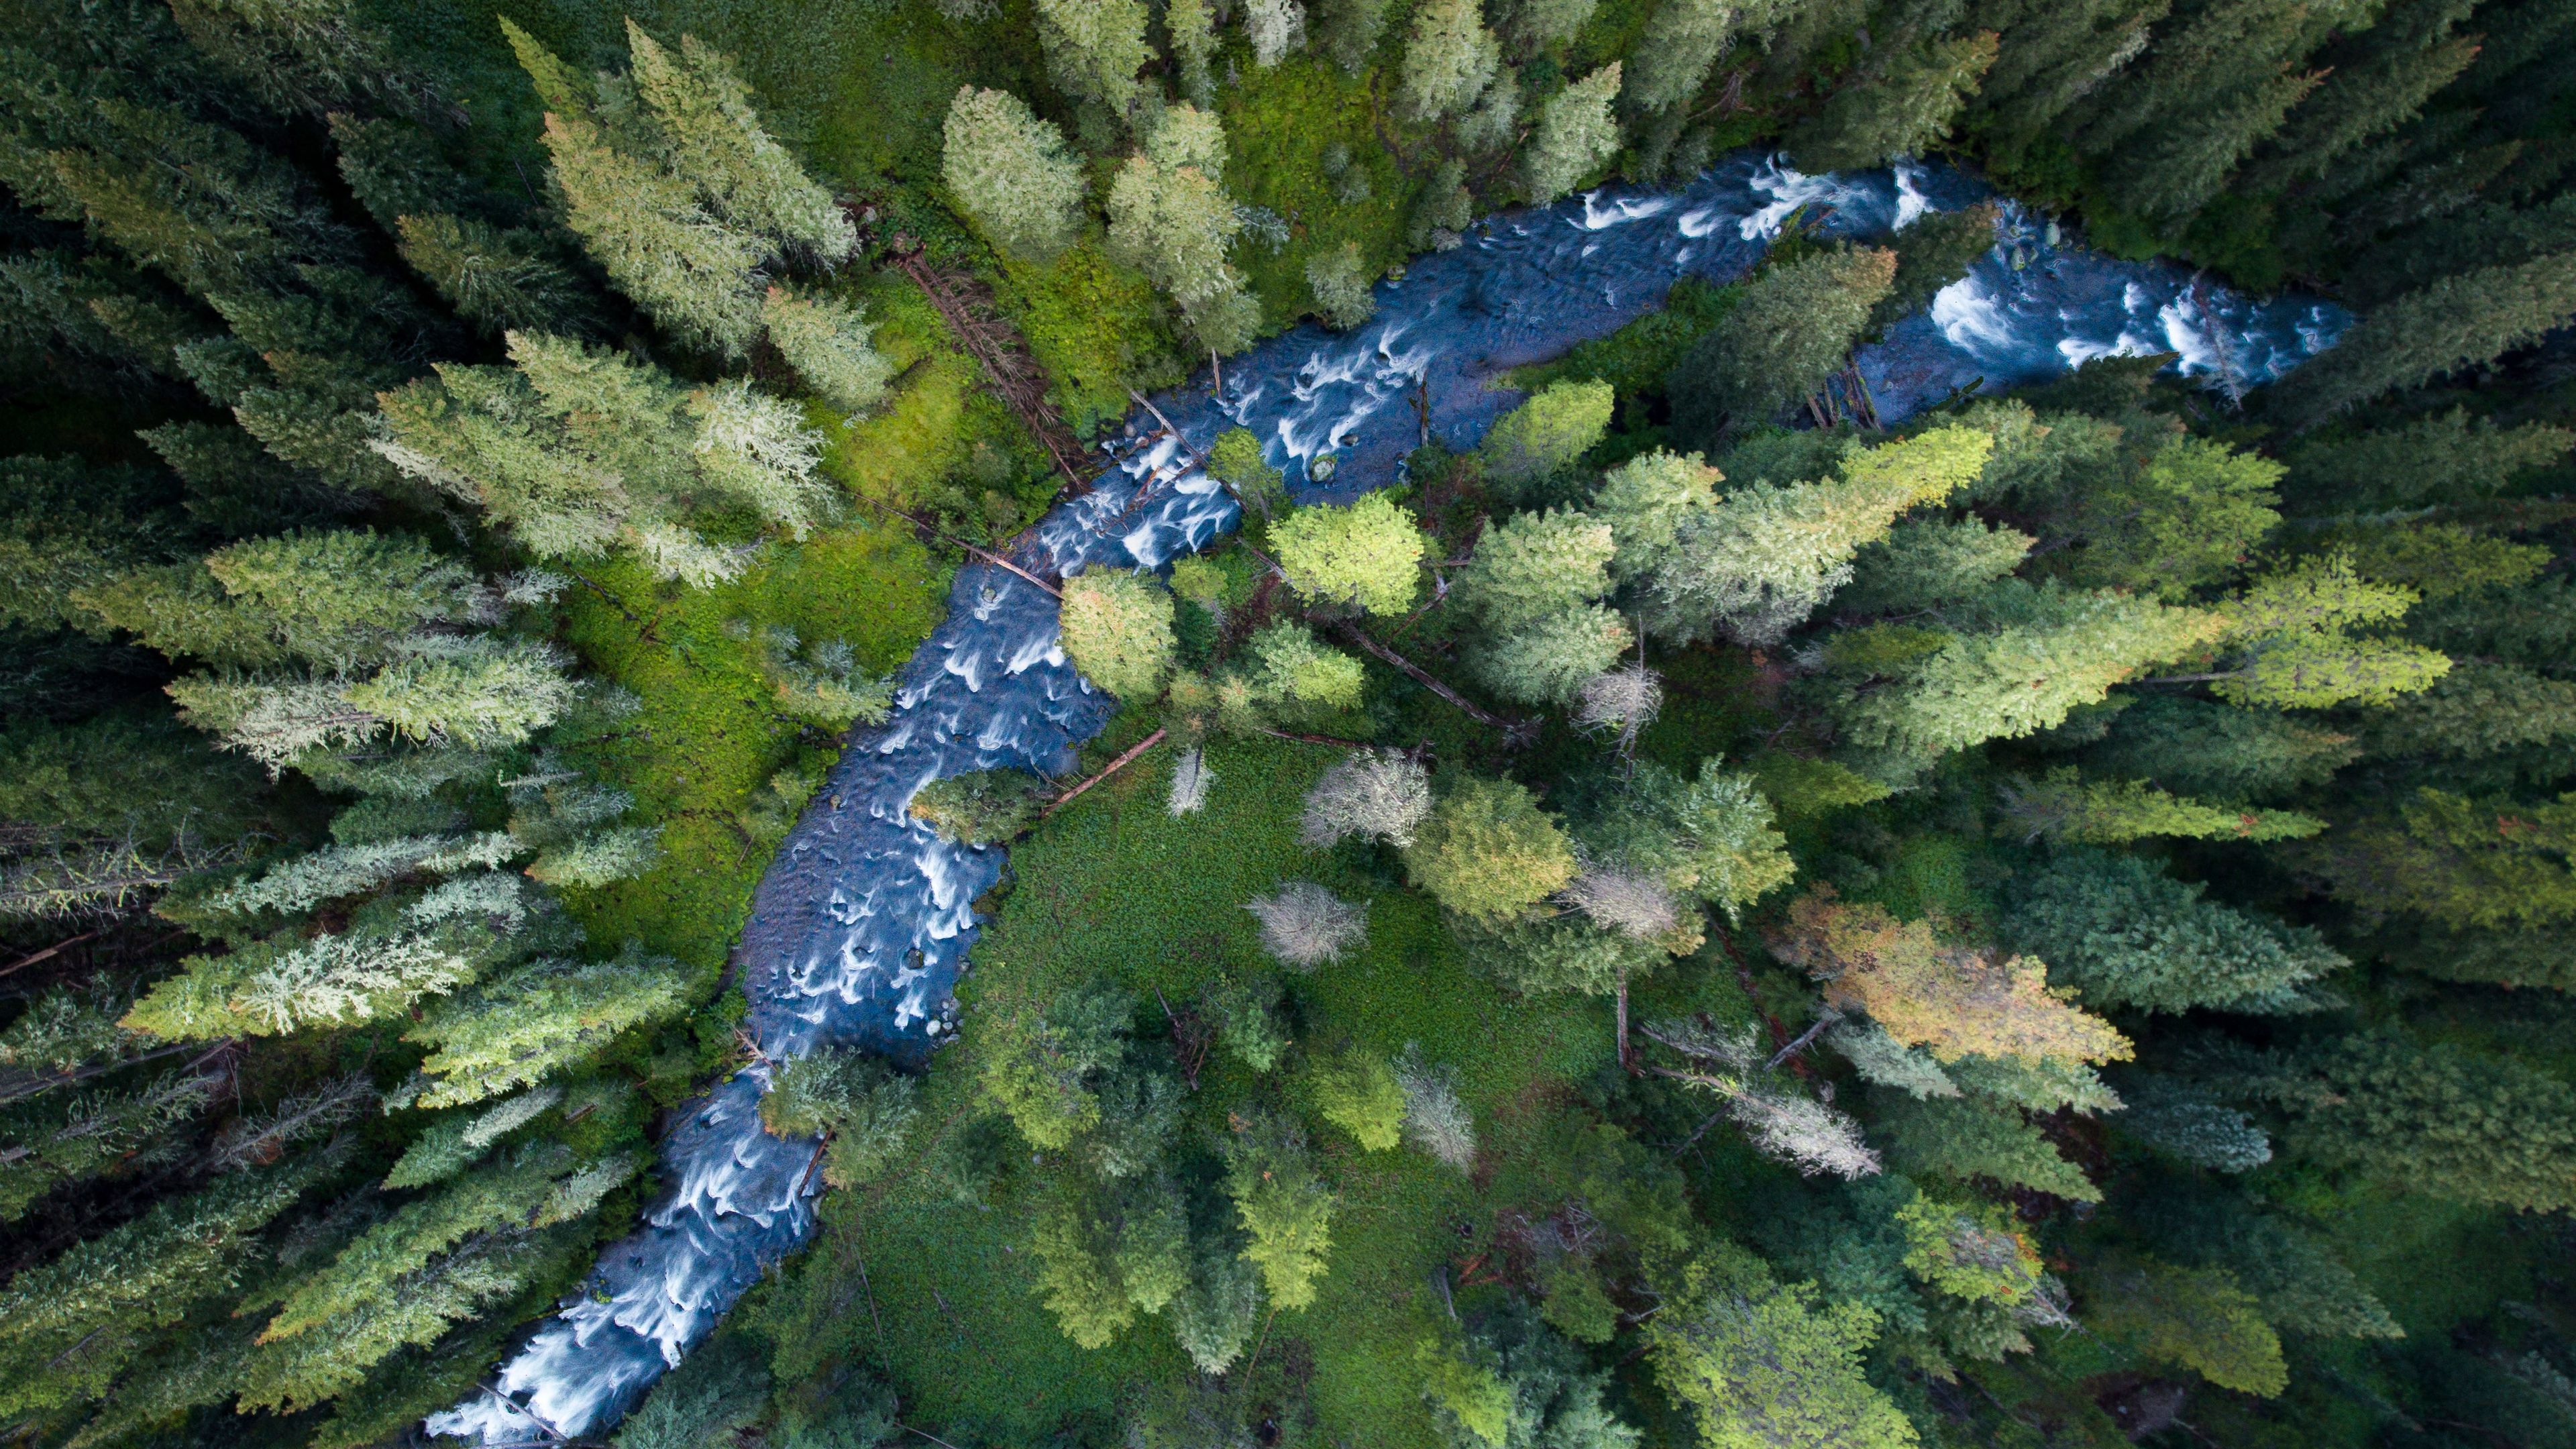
<box><xmin>1399</xmin><ymin>0</ymin><xmax>1503</xmax><ymax>121</ymax></box>
<box><xmin>2267</xmin><ymin>1034</ymin><xmax>2576</xmax><ymax>1214</ymax></box>
<box><xmin>1786</xmin><ymin>31</ymin><xmax>1998</xmax><ymax>174</ymax></box>
<box><xmin>1869</xmin><ymin>201</ymin><xmax>1998</xmax><ymax>333</ymax></box>
<box><xmin>1591</xmin><ymin>448</ymin><xmax>1721</xmax><ymax>584</ymax></box>
<box><xmin>1523</xmin><ymin>64</ymin><xmax>1623</xmax><ymax>205</ymax></box>
<box><xmin>1106</xmin><ymin>109</ymin><xmax>1260</xmax><ymax>353</ymax></box>
<box><xmin>762</xmin><ymin>285</ymin><xmax>892</xmax><ymax>416</ymax></box>
<box><xmin>1837</xmin><ymin>580</ymin><xmax>2223</xmax><ymax>772</ymax></box>
<box><xmin>1624</xmin><ymin>0</ymin><xmax>1738</xmax><ymax>112</ymax></box>
<box><xmin>1963</xmin><ymin>0</ymin><xmax>2168</xmax><ymax>171</ymax></box>
<box><xmin>1403</xmin><ymin>776</ymin><xmax>1577</xmax><ymax>924</ymax></box>
<box><xmin>1168</xmin><ymin>0</ymin><xmax>1220</xmax><ymax>103</ymax></box>
<box><xmin>1059</xmin><ymin>568</ymin><xmax>1178</xmax><ymax>700</ymax></box>
<box><xmin>1321</xmin><ymin>0</ymin><xmax>1395</xmax><ymax>70</ymax></box>
<box><xmin>1647</xmin><ymin>425</ymin><xmax>1990</xmax><ymax>645</ymax></box>
<box><xmin>1269</xmin><ymin>493</ymin><xmax>1424</xmax><ymax>615</ymax></box>
<box><xmin>1034</xmin><ymin>0</ymin><xmax>1151</xmax><ymax>119</ymax></box>
<box><xmin>1648</xmin><ymin>1252</ymin><xmax>1918</xmax><ymax>1449</ymax></box>
<box><xmin>2283</xmin><ymin>407</ymin><xmax>2574</xmax><ymax>510</ymax></box>
<box><xmin>2003</xmin><ymin>849</ymin><xmax>2345</xmax><ymax>1014</ymax></box>
<box><xmin>1666</xmin><ymin>247</ymin><xmax>1896</xmax><ymax>443</ymax></box>
<box><xmin>1479</xmin><ymin>380</ymin><xmax>1613</xmax><ymax>499</ymax></box>
<box><xmin>1304</xmin><ymin>241</ymin><xmax>1377</xmax><ymax>329</ymax></box>
<box><xmin>2271</xmin><ymin>250</ymin><xmax>2576</xmax><ymax>429</ymax></box>
<box><xmin>942</xmin><ymin>87</ymin><xmax>1089</xmax><ymax>263</ymax></box>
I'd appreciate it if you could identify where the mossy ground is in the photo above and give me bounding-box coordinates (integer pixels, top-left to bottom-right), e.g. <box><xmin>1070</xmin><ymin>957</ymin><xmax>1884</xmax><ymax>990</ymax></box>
<box><xmin>759</xmin><ymin>733</ymin><xmax>1626</xmax><ymax>1446</ymax></box>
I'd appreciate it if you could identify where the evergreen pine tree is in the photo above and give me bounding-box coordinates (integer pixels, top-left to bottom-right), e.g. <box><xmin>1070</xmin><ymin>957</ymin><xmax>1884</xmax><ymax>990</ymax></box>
<box><xmin>1034</xmin><ymin>0</ymin><xmax>1151</xmax><ymax>119</ymax></box>
<box><xmin>1304</xmin><ymin>241</ymin><xmax>1377</xmax><ymax>329</ymax></box>
<box><xmin>1666</xmin><ymin>247</ymin><xmax>1896</xmax><ymax>443</ymax></box>
<box><xmin>942</xmin><ymin>87</ymin><xmax>1088</xmax><ymax>263</ymax></box>
<box><xmin>2271</xmin><ymin>250</ymin><xmax>2576</xmax><ymax>429</ymax></box>
<box><xmin>1501</xmin><ymin>0</ymin><xmax>1599</xmax><ymax>52</ymax></box>
<box><xmin>1962</xmin><ymin>0</ymin><xmax>2167</xmax><ymax>171</ymax></box>
<box><xmin>1870</xmin><ymin>201</ymin><xmax>1999</xmax><ymax>333</ymax></box>
<box><xmin>1168</xmin><ymin>0</ymin><xmax>1220</xmax><ymax>103</ymax></box>
<box><xmin>1524</xmin><ymin>65</ymin><xmax>1623</xmax><ymax>205</ymax></box>
<box><xmin>1403</xmin><ymin>776</ymin><xmax>1578</xmax><ymax>924</ymax></box>
<box><xmin>1648</xmin><ymin>1252</ymin><xmax>1919</xmax><ymax>1449</ymax></box>
<box><xmin>761</xmin><ymin>284</ymin><xmax>892</xmax><ymax>416</ymax></box>
<box><xmin>1479</xmin><ymin>380</ymin><xmax>1613</xmax><ymax>500</ymax></box>
<box><xmin>1106</xmin><ymin>109</ymin><xmax>1260</xmax><ymax>353</ymax></box>
<box><xmin>2267</xmin><ymin>1034</ymin><xmax>2576</xmax><ymax>1213</ymax></box>
<box><xmin>1837</xmin><ymin>580</ymin><xmax>2223</xmax><ymax>772</ymax></box>
<box><xmin>1270</xmin><ymin>492</ymin><xmax>1424</xmax><ymax>615</ymax></box>
<box><xmin>2282</xmin><ymin>407</ymin><xmax>2574</xmax><ymax>509</ymax></box>
<box><xmin>2003</xmin><ymin>849</ymin><xmax>2345</xmax><ymax>1014</ymax></box>
<box><xmin>1647</xmin><ymin>425</ymin><xmax>1989</xmax><ymax>645</ymax></box>
<box><xmin>1590</xmin><ymin>448</ymin><xmax>1722</xmax><ymax>584</ymax></box>
<box><xmin>1322</xmin><ymin>0</ymin><xmax>1396</xmax><ymax>71</ymax></box>
<box><xmin>1624</xmin><ymin>0</ymin><xmax>1739</xmax><ymax>112</ymax></box>
<box><xmin>1059</xmin><ymin>568</ymin><xmax>1178</xmax><ymax>700</ymax></box>
<box><xmin>1399</xmin><ymin>0</ymin><xmax>1503</xmax><ymax>121</ymax></box>
<box><xmin>1786</xmin><ymin>32</ymin><xmax>1998</xmax><ymax>174</ymax></box>
<box><xmin>396</xmin><ymin>215</ymin><xmax>597</xmax><ymax>339</ymax></box>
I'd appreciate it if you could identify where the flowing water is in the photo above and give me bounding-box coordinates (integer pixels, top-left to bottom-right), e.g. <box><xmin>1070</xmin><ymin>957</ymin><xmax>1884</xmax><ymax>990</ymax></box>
<box><xmin>429</xmin><ymin>152</ymin><xmax>2345</xmax><ymax>1444</ymax></box>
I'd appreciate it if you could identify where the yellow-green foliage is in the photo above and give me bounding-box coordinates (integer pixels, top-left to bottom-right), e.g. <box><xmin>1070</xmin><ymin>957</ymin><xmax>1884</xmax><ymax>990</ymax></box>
<box><xmin>783</xmin><ymin>738</ymin><xmax>1611</xmax><ymax>1447</ymax></box>
<box><xmin>993</xmin><ymin>239</ymin><xmax>1189</xmax><ymax>437</ymax></box>
<box><xmin>1894</xmin><ymin>1196</ymin><xmax>2043</xmax><ymax>1305</ymax></box>
<box><xmin>1416</xmin><ymin>1336</ymin><xmax>1511</xmax><ymax>1446</ymax></box>
<box><xmin>1403</xmin><ymin>776</ymin><xmax>1578</xmax><ymax>924</ymax></box>
<box><xmin>1060</xmin><ymin>569</ymin><xmax>1177</xmax><ymax>700</ymax></box>
<box><xmin>1271</xmin><ymin>493</ymin><xmax>1425</xmax><ymax>615</ymax></box>
<box><xmin>2084</xmin><ymin>1257</ymin><xmax>2288</xmax><ymax>1397</ymax></box>
<box><xmin>1307</xmin><ymin>1047</ymin><xmax>1406</xmax><ymax>1150</ymax></box>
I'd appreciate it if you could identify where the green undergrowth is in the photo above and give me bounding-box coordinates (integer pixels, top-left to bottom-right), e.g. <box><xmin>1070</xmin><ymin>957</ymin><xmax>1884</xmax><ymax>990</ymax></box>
<box><xmin>769</xmin><ymin>733</ymin><xmax>1619</xmax><ymax>1444</ymax></box>
<box><xmin>991</xmin><ymin>239</ymin><xmax>1191</xmax><ymax>439</ymax></box>
<box><xmin>818</xmin><ymin>270</ymin><xmax>1061</xmax><ymax>539</ymax></box>
<box><xmin>1219</xmin><ymin>54</ymin><xmax>1423</xmax><ymax>327</ymax></box>
<box><xmin>551</xmin><ymin>521</ymin><xmax>949</xmax><ymax>1097</ymax></box>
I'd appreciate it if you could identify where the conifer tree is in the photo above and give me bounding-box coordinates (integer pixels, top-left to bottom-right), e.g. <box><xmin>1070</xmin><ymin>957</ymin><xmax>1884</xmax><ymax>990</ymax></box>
<box><xmin>1404</xmin><ymin>776</ymin><xmax>1578</xmax><ymax>924</ymax></box>
<box><xmin>2086</xmin><ymin>693</ymin><xmax>2357</xmax><ymax>800</ymax></box>
<box><xmin>406</xmin><ymin>947</ymin><xmax>692</xmax><ymax>1106</ymax></box>
<box><xmin>762</xmin><ymin>285</ymin><xmax>891</xmax><ymax>416</ymax></box>
<box><xmin>2003</xmin><ymin>849</ymin><xmax>2345</xmax><ymax>1014</ymax></box>
<box><xmin>1500</xmin><ymin>0</ymin><xmax>1599</xmax><ymax>52</ymax></box>
<box><xmin>1222</xmin><ymin>1111</ymin><xmax>1335</xmax><ymax>1310</ymax></box>
<box><xmin>1624</xmin><ymin>0</ymin><xmax>1739</xmax><ymax>112</ymax></box>
<box><xmin>0</xmin><ymin>1151</ymin><xmax>336</xmax><ymax>1419</ymax></box>
<box><xmin>1591</xmin><ymin>448</ymin><xmax>1722</xmax><ymax>584</ymax></box>
<box><xmin>2260</xmin><ymin>1034</ymin><xmax>2576</xmax><ymax>1214</ymax></box>
<box><xmin>1666</xmin><ymin>247</ymin><xmax>1895</xmax><ymax>443</ymax></box>
<box><xmin>1648</xmin><ymin>1252</ymin><xmax>1919</xmax><ymax>1449</ymax></box>
<box><xmin>1322</xmin><ymin>0</ymin><xmax>1397</xmax><ymax>71</ymax></box>
<box><xmin>2239</xmin><ymin>0</ymin><xmax>2479</xmax><ymax>190</ymax></box>
<box><xmin>1455</xmin><ymin>508</ymin><xmax>1617</xmax><ymax>632</ymax></box>
<box><xmin>942</xmin><ymin>87</ymin><xmax>1089</xmax><ymax>264</ymax></box>
<box><xmin>1305</xmin><ymin>241</ymin><xmax>1377</xmax><ymax>329</ymax></box>
<box><xmin>1167</xmin><ymin>0</ymin><xmax>1220</xmax><ymax>103</ymax></box>
<box><xmin>506</xmin><ymin>20</ymin><xmax>853</xmax><ymax>356</ymax></box>
<box><xmin>372</xmin><ymin>331</ymin><xmax>830</xmax><ymax>586</ymax></box>
<box><xmin>1399</xmin><ymin>0</ymin><xmax>1503</xmax><ymax>121</ymax></box>
<box><xmin>1270</xmin><ymin>493</ymin><xmax>1424</xmax><ymax>615</ymax></box>
<box><xmin>1479</xmin><ymin>380</ymin><xmax>1613</xmax><ymax>499</ymax></box>
<box><xmin>2283</xmin><ymin>408</ymin><xmax>2575</xmax><ymax>510</ymax></box>
<box><xmin>2271</xmin><ymin>250</ymin><xmax>2576</xmax><ymax>429</ymax></box>
<box><xmin>395</xmin><ymin>215</ymin><xmax>597</xmax><ymax>339</ymax></box>
<box><xmin>1963</xmin><ymin>0</ymin><xmax>2167</xmax><ymax>171</ymax></box>
<box><xmin>1996</xmin><ymin>769</ymin><xmax>2322</xmax><ymax>846</ymax></box>
<box><xmin>1648</xmin><ymin>425</ymin><xmax>1990</xmax><ymax>645</ymax></box>
<box><xmin>1035</xmin><ymin>0</ymin><xmax>1151</xmax><ymax>119</ymax></box>
<box><xmin>1787</xmin><ymin>32</ymin><xmax>1998</xmax><ymax>174</ymax></box>
<box><xmin>1061</xmin><ymin>568</ymin><xmax>1178</xmax><ymax>700</ymax></box>
<box><xmin>1838</xmin><ymin>580</ymin><xmax>2222</xmax><ymax>772</ymax></box>
<box><xmin>1107</xmin><ymin>108</ymin><xmax>1260</xmax><ymax>353</ymax></box>
<box><xmin>2181</xmin><ymin>553</ymin><xmax>2451</xmax><ymax>709</ymax></box>
<box><xmin>1246</xmin><ymin>0</ymin><xmax>1309</xmax><ymax>66</ymax></box>
<box><xmin>1523</xmin><ymin>65</ymin><xmax>1623</xmax><ymax>205</ymax></box>
<box><xmin>1773</xmin><ymin>890</ymin><xmax>2131</xmax><ymax>1069</ymax></box>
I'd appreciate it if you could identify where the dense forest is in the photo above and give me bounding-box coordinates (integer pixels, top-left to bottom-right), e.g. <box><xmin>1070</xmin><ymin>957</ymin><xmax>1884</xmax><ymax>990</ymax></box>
<box><xmin>0</xmin><ymin>0</ymin><xmax>2572</xmax><ymax>1446</ymax></box>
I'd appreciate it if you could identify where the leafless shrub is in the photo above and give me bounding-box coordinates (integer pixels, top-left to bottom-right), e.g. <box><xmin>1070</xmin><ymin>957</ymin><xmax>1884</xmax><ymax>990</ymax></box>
<box><xmin>1299</xmin><ymin>749</ymin><xmax>1430</xmax><ymax>849</ymax></box>
<box><xmin>1574</xmin><ymin>664</ymin><xmax>1662</xmax><ymax>753</ymax></box>
<box><xmin>1562</xmin><ymin>867</ymin><xmax>1680</xmax><ymax>940</ymax></box>
<box><xmin>1394</xmin><ymin>1045</ymin><xmax>1476</xmax><ymax>1170</ymax></box>
<box><xmin>1244</xmin><ymin>881</ymin><xmax>1366</xmax><ymax>970</ymax></box>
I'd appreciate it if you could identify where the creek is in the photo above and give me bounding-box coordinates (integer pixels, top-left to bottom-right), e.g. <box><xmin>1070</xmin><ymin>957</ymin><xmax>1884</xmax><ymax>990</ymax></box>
<box><xmin>429</xmin><ymin>151</ymin><xmax>2345</xmax><ymax>1443</ymax></box>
